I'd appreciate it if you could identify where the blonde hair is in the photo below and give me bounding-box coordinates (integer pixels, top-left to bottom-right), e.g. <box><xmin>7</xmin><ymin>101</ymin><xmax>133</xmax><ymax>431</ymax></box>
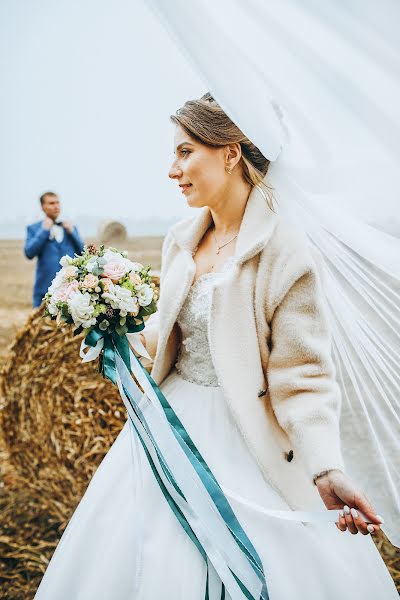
<box><xmin>170</xmin><ymin>92</ymin><xmax>275</xmax><ymax>211</ymax></box>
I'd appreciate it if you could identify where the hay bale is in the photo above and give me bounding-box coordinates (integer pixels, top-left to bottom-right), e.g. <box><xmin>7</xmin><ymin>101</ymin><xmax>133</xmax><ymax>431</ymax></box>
<box><xmin>0</xmin><ymin>482</ymin><xmax>61</xmax><ymax>599</ymax></box>
<box><xmin>0</xmin><ymin>277</ymin><xmax>159</xmax><ymax>598</ymax></box>
<box><xmin>1</xmin><ymin>310</ymin><xmax>126</xmax><ymax>521</ymax></box>
<box><xmin>0</xmin><ymin>309</ymin><xmax>127</xmax><ymax>597</ymax></box>
<box><xmin>1</xmin><ymin>269</ymin><xmax>159</xmax><ymax>516</ymax></box>
<box><xmin>98</xmin><ymin>221</ymin><xmax>127</xmax><ymax>246</ymax></box>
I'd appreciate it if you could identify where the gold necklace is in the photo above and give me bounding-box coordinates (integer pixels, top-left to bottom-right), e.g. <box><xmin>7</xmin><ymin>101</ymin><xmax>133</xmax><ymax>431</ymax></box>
<box><xmin>212</xmin><ymin>226</ymin><xmax>239</xmax><ymax>255</ymax></box>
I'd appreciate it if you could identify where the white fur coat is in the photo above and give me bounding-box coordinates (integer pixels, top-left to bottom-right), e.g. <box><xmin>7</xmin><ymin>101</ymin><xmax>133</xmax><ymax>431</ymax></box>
<box><xmin>143</xmin><ymin>184</ymin><xmax>345</xmax><ymax>511</ymax></box>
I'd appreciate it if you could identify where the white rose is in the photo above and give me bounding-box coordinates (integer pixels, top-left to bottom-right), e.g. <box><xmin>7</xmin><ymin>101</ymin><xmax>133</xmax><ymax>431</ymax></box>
<box><xmin>48</xmin><ymin>268</ymin><xmax>66</xmax><ymax>294</ymax></box>
<box><xmin>103</xmin><ymin>249</ymin><xmax>121</xmax><ymax>262</ymax></box>
<box><xmin>59</xmin><ymin>254</ymin><xmax>73</xmax><ymax>267</ymax></box>
<box><xmin>47</xmin><ymin>301</ymin><xmax>58</xmax><ymax>316</ymax></box>
<box><xmin>82</xmin><ymin>317</ymin><xmax>97</xmax><ymax>329</ymax></box>
<box><xmin>130</xmin><ymin>262</ymin><xmax>144</xmax><ymax>272</ymax></box>
<box><xmin>67</xmin><ymin>291</ymin><xmax>95</xmax><ymax>326</ymax></box>
<box><xmin>102</xmin><ymin>285</ymin><xmax>139</xmax><ymax>316</ymax></box>
<box><xmin>136</xmin><ymin>283</ymin><xmax>154</xmax><ymax>306</ymax></box>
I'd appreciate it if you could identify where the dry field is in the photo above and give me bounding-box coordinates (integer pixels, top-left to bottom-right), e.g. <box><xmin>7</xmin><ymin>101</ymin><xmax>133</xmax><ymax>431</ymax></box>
<box><xmin>0</xmin><ymin>236</ymin><xmax>164</xmax><ymax>598</ymax></box>
<box><xmin>0</xmin><ymin>238</ymin><xmax>398</xmax><ymax>597</ymax></box>
<box><xmin>0</xmin><ymin>240</ymin><xmax>36</xmax><ymax>365</ymax></box>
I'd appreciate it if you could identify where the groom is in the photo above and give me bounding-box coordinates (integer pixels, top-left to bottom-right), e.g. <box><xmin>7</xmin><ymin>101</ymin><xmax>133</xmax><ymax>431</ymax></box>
<box><xmin>24</xmin><ymin>191</ymin><xmax>85</xmax><ymax>307</ymax></box>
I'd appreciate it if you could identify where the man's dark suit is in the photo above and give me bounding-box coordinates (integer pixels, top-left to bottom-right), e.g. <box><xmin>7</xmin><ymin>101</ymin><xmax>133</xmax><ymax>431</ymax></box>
<box><xmin>24</xmin><ymin>221</ymin><xmax>84</xmax><ymax>307</ymax></box>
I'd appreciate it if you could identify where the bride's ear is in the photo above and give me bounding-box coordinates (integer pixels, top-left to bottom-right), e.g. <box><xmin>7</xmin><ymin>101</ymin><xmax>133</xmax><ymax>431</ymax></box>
<box><xmin>224</xmin><ymin>142</ymin><xmax>242</xmax><ymax>172</ymax></box>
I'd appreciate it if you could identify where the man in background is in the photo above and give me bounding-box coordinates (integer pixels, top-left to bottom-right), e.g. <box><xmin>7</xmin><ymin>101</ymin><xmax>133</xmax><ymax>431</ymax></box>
<box><xmin>24</xmin><ymin>191</ymin><xmax>84</xmax><ymax>307</ymax></box>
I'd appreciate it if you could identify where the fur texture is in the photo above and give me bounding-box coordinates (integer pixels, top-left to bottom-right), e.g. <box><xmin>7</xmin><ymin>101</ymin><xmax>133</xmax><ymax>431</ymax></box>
<box><xmin>143</xmin><ymin>184</ymin><xmax>345</xmax><ymax>511</ymax></box>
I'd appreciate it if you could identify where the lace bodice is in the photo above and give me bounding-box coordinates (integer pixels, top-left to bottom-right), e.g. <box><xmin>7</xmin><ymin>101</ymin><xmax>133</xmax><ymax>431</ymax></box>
<box><xmin>175</xmin><ymin>256</ymin><xmax>235</xmax><ymax>387</ymax></box>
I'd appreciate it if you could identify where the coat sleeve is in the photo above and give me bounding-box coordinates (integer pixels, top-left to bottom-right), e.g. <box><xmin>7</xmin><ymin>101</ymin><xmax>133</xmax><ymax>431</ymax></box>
<box><xmin>24</xmin><ymin>224</ymin><xmax>50</xmax><ymax>259</ymax></box>
<box><xmin>141</xmin><ymin>230</ymin><xmax>174</xmax><ymax>359</ymax></box>
<box><xmin>266</xmin><ymin>251</ymin><xmax>345</xmax><ymax>481</ymax></box>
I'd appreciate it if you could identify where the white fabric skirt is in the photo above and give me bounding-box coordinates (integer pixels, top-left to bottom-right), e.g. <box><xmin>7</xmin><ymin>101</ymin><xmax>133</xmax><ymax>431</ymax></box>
<box><xmin>34</xmin><ymin>368</ymin><xmax>398</xmax><ymax>599</ymax></box>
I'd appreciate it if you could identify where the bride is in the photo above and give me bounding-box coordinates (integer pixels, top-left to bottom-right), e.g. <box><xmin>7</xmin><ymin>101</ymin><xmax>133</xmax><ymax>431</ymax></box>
<box><xmin>34</xmin><ymin>94</ymin><xmax>398</xmax><ymax>599</ymax></box>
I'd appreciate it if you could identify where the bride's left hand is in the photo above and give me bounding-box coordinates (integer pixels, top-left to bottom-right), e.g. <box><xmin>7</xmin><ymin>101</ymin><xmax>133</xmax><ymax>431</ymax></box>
<box><xmin>315</xmin><ymin>469</ymin><xmax>384</xmax><ymax>535</ymax></box>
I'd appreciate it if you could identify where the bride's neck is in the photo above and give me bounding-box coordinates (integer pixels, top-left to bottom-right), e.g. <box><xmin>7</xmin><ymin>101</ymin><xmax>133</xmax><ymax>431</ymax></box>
<box><xmin>209</xmin><ymin>179</ymin><xmax>252</xmax><ymax>236</ymax></box>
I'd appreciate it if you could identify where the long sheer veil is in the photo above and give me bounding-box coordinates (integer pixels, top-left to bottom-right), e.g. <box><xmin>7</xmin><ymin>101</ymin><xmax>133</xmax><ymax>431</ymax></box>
<box><xmin>145</xmin><ymin>0</ymin><xmax>400</xmax><ymax>547</ymax></box>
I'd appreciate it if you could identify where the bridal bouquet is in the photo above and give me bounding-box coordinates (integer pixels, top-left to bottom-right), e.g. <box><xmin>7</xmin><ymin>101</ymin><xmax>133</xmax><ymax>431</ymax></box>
<box><xmin>44</xmin><ymin>244</ymin><xmax>157</xmax><ymax>382</ymax></box>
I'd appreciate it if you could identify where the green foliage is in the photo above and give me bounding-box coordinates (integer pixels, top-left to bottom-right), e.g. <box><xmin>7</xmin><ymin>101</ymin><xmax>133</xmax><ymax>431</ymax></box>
<box><xmin>141</xmin><ymin>299</ymin><xmax>157</xmax><ymax>315</ymax></box>
<box><xmin>121</xmin><ymin>280</ymin><xmax>134</xmax><ymax>291</ymax></box>
<box><xmin>93</xmin><ymin>303</ymin><xmax>107</xmax><ymax>317</ymax></box>
<box><xmin>115</xmin><ymin>323</ymin><xmax>128</xmax><ymax>336</ymax></box>
<box><xmin>92</xmin><ymin>265</ymin><xmax>104</xmax><ymax>277</ymax></box>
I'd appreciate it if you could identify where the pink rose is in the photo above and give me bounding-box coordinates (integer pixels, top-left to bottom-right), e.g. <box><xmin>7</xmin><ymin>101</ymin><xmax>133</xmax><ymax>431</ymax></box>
<box><xmin>101</xmin><ymin>278</ymin><xmax>114</xmax><ymax>293</ymax></box>
<box><xmin>64</xmin><ymin>265</ymin><xmax>79</xmax><ymax>280</ymax></box>
<box><xmin>102</xmin><ymin>261</ymin><xmax>128</xmax><ymax>282</ymax></box>
<box><xmin>53</xmin><ymin>280</ymin><xmax>79</xmax><ymax>303</ymax></box>
<box><xmin>82</xmin><ymin>274</ymin><xmax>99</xmax><ymax>289</ymax></box>
<box><xmin>129</xmin><ymin>272</ymin><xmax>142</xmax><ymax>286</ymax></box>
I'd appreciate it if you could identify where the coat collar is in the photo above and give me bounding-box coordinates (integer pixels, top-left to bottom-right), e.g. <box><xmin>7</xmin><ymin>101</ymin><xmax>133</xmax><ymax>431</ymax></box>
<box><xmin>169</xmin><ymin>183</ymin><xmax>278</xmax><ymax>266</ymax></box>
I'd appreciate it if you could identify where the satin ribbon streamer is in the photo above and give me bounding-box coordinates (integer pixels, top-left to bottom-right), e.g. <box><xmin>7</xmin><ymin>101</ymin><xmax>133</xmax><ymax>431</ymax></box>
<box><xmin>80</xmin><ymin>321</ymin><xmax>146</xmax><ymax>384</ymax></box>
<box><xmin>79</xmin><ymin>328</ymin><xmax>368</xmax><ymax>599</ymax></box>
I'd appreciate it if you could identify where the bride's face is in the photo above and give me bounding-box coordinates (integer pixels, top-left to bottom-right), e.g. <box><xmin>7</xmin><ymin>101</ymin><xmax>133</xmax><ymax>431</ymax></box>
<box><xmin>169</xmin><ymin>125</ymin><xmax>229</xmax><ymax>208</ymax></box>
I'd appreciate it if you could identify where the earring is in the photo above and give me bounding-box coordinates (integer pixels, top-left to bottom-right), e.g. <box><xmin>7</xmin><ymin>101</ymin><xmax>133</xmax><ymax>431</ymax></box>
<box><xmin>225</xmin><ymin>166</ymin><xmax>232</xmax><ymax>175</ymax></box>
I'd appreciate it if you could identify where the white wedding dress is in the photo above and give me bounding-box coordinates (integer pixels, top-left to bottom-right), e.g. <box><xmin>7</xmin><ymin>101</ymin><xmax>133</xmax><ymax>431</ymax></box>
<box><xmin>34</xmin><ymin>256</ymin><xmax>398</xmax><ymax>599</ymax></box>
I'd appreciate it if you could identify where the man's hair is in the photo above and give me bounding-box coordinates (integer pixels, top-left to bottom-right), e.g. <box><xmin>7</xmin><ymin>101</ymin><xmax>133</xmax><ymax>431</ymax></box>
<box><xmin>39</xmin><ymin>191</ymin><xmax>58</xmax><ymax>205</ymax></box>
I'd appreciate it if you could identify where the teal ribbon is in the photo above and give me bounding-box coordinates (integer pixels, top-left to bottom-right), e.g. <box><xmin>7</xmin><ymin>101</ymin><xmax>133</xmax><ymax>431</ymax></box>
<box><xmin>84</xmin><ymin>319</ymin><xmax>145</xmax><ymax>385</ymax></box>
<box><xmin>138</xmin><ymin>357</ymin><xmax>267</xmax><ymax>591</ymax></box>
<box><xmin>83</xmin><ymin>328</ymin><xmax>268</xmax><ymax>599</ymax></box>
<box><xmin>122</xmin><ymin>377</ymin><xmax>265</xmax><ymax>600</ymax></box>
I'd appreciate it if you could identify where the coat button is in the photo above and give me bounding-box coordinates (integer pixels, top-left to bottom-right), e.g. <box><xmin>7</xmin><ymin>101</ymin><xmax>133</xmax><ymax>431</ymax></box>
<box><xmin>285</xmin><ymin>450</ymin><xmax>294</xmax><ymax>462</ymax></box>
<box><xmin>257</xmin><ymin>388</ymin><xmax>267</xmax><ymax>397</ymax></box>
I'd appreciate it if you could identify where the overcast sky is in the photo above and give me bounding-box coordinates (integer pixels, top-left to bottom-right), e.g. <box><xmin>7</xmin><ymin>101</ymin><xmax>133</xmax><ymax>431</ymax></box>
<box><xmin>0</xmin><ymin>0</ymin><xmax>206</xmax><ymax>233</ymax></box>
<box><xmin>1</xmin><ymin>1</ymin><xmax>399</xmax><ymax>238</ymax></box>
